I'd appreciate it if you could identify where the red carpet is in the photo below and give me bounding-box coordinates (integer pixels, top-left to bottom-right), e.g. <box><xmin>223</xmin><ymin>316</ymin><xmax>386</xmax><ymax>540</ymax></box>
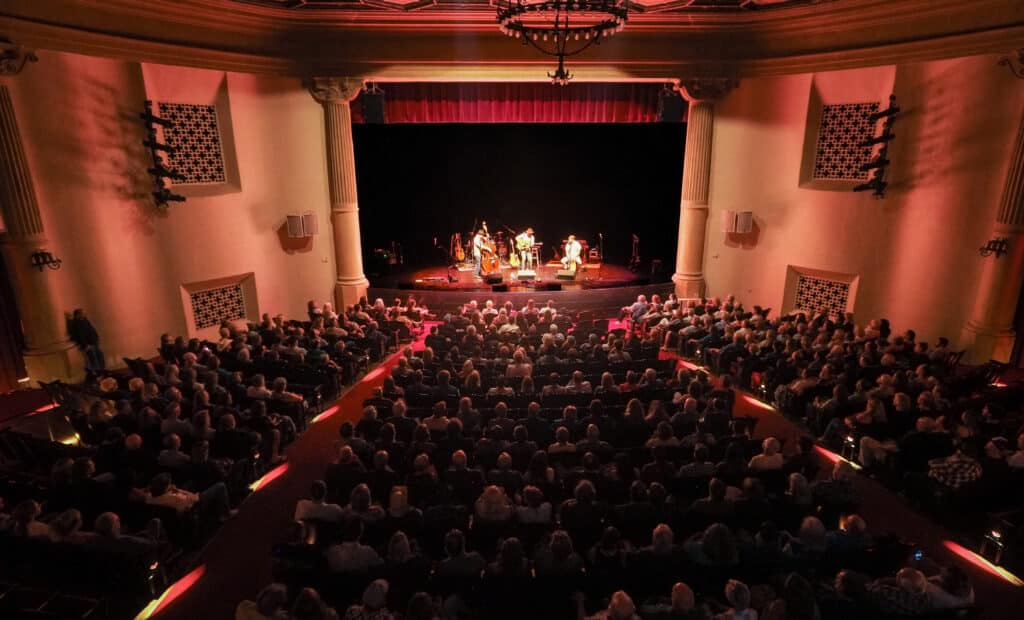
<box><xmin>155</xmin><ymin>330</ymin><xmax>431</xmax><ymax>620</ymax></box>
<box><xmin>0</xmin><ymin>389</ymin><xmax>52</xmax><ymax>427</ymax></box>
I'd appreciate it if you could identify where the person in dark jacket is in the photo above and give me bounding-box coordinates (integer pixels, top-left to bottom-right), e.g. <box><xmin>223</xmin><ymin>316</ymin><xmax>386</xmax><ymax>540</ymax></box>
<box><xmin>68</xmin><ymin>308</ymin><xmax>105</xmax><ymax>373</ymax></box>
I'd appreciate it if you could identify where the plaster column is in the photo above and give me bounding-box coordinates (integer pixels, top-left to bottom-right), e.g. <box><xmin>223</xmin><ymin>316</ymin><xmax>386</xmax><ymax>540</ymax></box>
<box><xmin>961</xmin><ymin>111</ymin><xmax>1024</xmax><ymax>364</ymax></box>
<box><xmin>671</xmin><ymin>78</ymin><xmax>737</xmax><ymax>299</ymax></box>
<box><xmin>310</xmin><ymin>78</ymin><xmax>370</xmax><ymax>310</ymax></box>
<box><xmin>0</xmin><ymin>53</ymin><xmax>81</xmax><ymax>383</ymax></box>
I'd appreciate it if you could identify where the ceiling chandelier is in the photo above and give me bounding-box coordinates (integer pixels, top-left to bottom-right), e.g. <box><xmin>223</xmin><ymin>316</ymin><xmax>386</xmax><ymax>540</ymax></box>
<box><xmin>496</xmin><ymin>0</ymin><xmax>629</xmax><ymax>85</ymax></box>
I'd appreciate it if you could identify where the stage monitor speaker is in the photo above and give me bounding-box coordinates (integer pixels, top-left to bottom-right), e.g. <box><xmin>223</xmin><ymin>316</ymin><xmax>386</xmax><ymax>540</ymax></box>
<box><xmin>658</xmin><ymin>88</ymin><xmax>685</xmax><ymax>123</ymax></box>
<box><xmin>516</xmin><ymin>271</ymin><xmax>536</xmax><ymax>281</ymax></box>
<box><xmin>361</xmin><ymin>91</ymin><xmax>386</xmax><ymax>124</ymax></box>
<box><xmin>556</xmin><ymin>269</ymin><xmax>577</xmax><ymax>280</ymax></box>
<box><xmin>492</xmin><ymin>284</ymin><xmax>508</xmax><ymax>293</ymax></box>
<box><xmin>484</xmin><ymin>274</ymin><xmax>503</xmax><ymax>285</ymax></box>
<box><xmin>540</xmin><ymin>282</ymin><xmax>562</xmax><ymax>291</ymax></box>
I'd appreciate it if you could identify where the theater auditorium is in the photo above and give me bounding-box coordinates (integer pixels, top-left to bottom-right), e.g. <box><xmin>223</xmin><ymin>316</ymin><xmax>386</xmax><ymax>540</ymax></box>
<box><xmin>0</xmin><ymin>1</ymin><xmax>1023</xmax><ymax>618</ymax></box>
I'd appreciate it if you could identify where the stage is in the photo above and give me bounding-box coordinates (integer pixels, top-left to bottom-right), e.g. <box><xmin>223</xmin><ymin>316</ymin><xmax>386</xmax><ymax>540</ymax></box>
<box><xmin>368</xmin><ymin>260</ymin><xmax>673</xmax><ymax>316</ymax></box>
<box><xmin>372</xmin><ymin>261</ymin><xmax>658</xmax><ymax>292</ymax></box>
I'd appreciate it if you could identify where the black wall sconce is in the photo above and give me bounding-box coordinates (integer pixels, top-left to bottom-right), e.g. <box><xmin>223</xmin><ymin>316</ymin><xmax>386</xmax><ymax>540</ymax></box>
<box><xmin>30</xmin><ymin>250</ymin><xmax>62</xmax><ymax>271</ymax></box>
<box><xmin>998</xmin><ymin>49</ymin><xmax>1024</xmax><ymax>79</ymax></box>
<box><xmin>979</xmin><ymin>238</ymin><xmax>1009</xmax><ymax>258</ymax></box>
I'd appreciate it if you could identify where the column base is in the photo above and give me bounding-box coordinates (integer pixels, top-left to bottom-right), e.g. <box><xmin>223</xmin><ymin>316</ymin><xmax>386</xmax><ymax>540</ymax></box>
<box><xmin>959</xmin><ymin>321</ymin><xmax>1016</xmax><ymax>365</ymax></box>
<box><xmin>23</xmin><ymin>340</ymin><xmax>84</xmax><ymax>386</ymax></box>
<box><xmin>672</xmin><ymin>273</ymin><xmax>705</xmax><ymax>299</ymax></box>
<box><xmin>335</xmin><ymin>277</ymin><xmax>370</xmax><ymax>310</ymax></box>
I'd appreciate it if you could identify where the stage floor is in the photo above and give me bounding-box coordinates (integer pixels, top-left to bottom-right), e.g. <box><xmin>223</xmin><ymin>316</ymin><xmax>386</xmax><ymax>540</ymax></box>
<box><xmin>373</xmin><ymin>261</ymin><xmax>652</xmax><ymax>292</ymax></box>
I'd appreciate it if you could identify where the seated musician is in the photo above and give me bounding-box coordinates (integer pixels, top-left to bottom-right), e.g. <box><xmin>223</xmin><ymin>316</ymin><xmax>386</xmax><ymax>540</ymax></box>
<box><xmin>561</xmin><ymin>235</ymin><xmax>583</xmax><ymax>271</ymax></box>
<box><xmin>515</xmin><ymin>227</ymin><xmax>536</xmax><ymax>270</ymax></box>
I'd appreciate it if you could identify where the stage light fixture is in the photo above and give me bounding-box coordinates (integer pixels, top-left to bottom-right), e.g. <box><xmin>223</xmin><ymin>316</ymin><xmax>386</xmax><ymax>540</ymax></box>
<box><xmin>148</xmin><ymin>164</ymin><xmax>186</xmax><ymax>182</ymax></box>
<box><xmin>852</xmin><ymin>177</ymin><xmax>887</xmax><ymax>198</ymax></box>
<box><xmin>858</xmin><ymin>156</ymin><xmax>890</xmax><ymax>172</ymax></box>
<box><xmin>139</xmin><ymin>108</ymin><xmax>174</xmax><ymax>128</ymax></box>
<box><xmin>142</xmin><ymin>138</ymin><xmax>176</xmax><ymax>153</ymax></box>
<box><xmin>857</xmin><ymin>132</ymin><xmax>895</xmax><ymax>147</ymax></box>
<box><xmin>141</xmin><ymin>100</ymin><xmax>186</xmax><ymax>209</ymax></box>
<box><xmin>868</xmin><ymin>95</ymin><xmax>901</xmax><ymax>121</ymax></box>
<box><xmin>851</xmin><ymin>94</ymin><xmax>898</xmax><ymax>199</ymax></box>
<box><xmin>153</xmin><ymin>188</ymin><xmax>186</xmax><ymax>204</ymax></box>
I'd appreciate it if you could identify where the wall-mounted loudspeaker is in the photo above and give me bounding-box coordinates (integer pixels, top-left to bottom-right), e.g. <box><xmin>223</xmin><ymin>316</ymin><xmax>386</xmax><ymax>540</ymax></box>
<box><xmin>721</xmin><ymin>211</ymin><xmax>754</xmax><ymax>234</ymax></box>
<box><xmin>302</xmin><ymin>212</ymin><xmax>318</xmax><ymax>236</ymax></box>
<box><xmin>286</xmin><ymin>211</ymin><xmax>318</xmax><ymax>238</ymax></box>
<box><xmin>657</xmin><ymin>87</ymin><xmax>685</xmax><ymax>123</ymax></box>
<box><xmin>362</xmin><ymin>91</ymin><xmax>386</xmax><ymax>124</ymax></box>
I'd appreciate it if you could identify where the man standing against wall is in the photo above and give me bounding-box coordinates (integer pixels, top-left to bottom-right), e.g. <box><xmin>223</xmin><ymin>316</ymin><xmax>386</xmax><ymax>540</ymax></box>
<box><xmin>67</xmin><ymin>308</ymin><xmax>105</xmax><ymax>376</ymax></box>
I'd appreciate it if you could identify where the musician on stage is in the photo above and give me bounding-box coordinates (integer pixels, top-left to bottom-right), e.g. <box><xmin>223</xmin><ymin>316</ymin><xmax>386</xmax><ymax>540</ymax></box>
<box><xmin>515</xmin><ymin>227</ymin><xmax>536</xmax><ymax>270</ymax></box>
<box><xmin>472</xmin><ymin>228</ymin><xmax>488</xmax><ymax>277</ymax></box>
<box><xmin>561</xmin><ymin>234</ymin><xmax>583</xmax><ymax>271</ymax></box>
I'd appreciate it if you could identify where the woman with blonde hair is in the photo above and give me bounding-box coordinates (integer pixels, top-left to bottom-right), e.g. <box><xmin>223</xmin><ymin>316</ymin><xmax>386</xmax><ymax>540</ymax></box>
<box><xmin>474</xmin><ymin>485</ymin><xmax>513</xmax><ymax>523</ymax></box>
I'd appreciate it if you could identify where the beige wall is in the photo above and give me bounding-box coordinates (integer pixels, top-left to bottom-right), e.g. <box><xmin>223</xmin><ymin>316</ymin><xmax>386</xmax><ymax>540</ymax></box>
<box><xmin>8</xmin><ymin>49</ymin><xmax>1023</xmax><ymax>364</ymax></box>
<box><xmin>705</xmin><ymin>54</ymin><xmax>1024</xmax><ymax>345</ymax></box>
<box><xmin>7</xmin><ymin>50</ymin><xmax>335</xmax><ymax>364</ymax></box>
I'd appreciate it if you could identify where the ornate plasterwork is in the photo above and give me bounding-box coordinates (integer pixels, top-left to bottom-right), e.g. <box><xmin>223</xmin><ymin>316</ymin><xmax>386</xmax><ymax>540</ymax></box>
<box><xmin>678</xmin><ymin>77</ymin><xmax>738</xmax><ymax>102</ymax></box>
<box><xmin>309</xmin><ymin>77</ymin><xmax>365</xmax><ymax>104</ymax></box>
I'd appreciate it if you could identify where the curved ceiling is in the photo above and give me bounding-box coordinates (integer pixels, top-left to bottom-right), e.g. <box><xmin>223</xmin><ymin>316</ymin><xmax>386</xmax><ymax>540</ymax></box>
<box><xmin>229</xmin><ymin>0</ymin><xmax>819</xmax><ymax>14</ymax></box>
<box><xmin>0</xmin><ymin>0</ymin><xmax>1021</xmax><ymax>80</ymax></box>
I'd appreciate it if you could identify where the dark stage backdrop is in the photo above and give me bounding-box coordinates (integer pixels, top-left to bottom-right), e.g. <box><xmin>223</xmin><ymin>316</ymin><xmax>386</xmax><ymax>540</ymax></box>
<box><xmin>352</xmin><ymin>123</ymin><xmax>685</xmax><ymax>274</ymax></box>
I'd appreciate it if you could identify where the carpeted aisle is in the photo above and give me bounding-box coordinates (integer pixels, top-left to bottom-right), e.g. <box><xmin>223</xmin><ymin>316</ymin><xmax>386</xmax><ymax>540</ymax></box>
<box><xmin>153</xmin><ymin>343</ymin><xmax>1024</xmax><ymax>619</ymax></box>
<box><xmin>155</xmin><ymin>330</ymin><xmax>431</xmax><ymax>620</ymax></box>
<box><xmin>717</xmin><ymin>366</ymin><xmax>1024</xmax><ymax>619</ymax></box>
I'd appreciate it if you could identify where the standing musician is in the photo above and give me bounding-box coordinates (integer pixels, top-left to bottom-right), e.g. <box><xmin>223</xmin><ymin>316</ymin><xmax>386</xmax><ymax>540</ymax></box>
<box><xmin>515</xmin><ymin>227</ymin><xmax>536</xmax><ymax>270</ymax></box>
<box><xmin>472</xmin><ymin>227</ymin><xmax>488</xmax><ymax>277</ymax></box>
<box><xmin>561</xmin><ymin>234</ymin><xmax>583</xmax><ymax>272</ymax></box>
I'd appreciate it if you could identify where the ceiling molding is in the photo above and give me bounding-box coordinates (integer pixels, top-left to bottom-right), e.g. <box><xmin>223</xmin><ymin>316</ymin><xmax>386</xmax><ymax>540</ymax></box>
<box><xmin>1</xmin><ymin>0</ymin><xmax>1021</xmax><ymax>79</ymax></box>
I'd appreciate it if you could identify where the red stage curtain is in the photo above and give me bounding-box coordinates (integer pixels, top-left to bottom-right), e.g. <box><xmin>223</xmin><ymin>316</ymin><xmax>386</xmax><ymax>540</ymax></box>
<box><xmin>352</xmin><ymin>83</ymin><xmax>678</xmax><ymax>124</ymax></box>
<box><xmin>0</xmin><ymin>251</ymin><xmax>26</xmax><ymax>392</ymax></box>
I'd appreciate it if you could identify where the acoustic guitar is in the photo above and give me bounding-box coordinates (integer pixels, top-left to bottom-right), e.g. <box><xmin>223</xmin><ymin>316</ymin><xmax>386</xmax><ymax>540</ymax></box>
<box><xmin>454</xmin><ymin>233</ymin><xmax>465</xmax><ymax>262</ymax></box>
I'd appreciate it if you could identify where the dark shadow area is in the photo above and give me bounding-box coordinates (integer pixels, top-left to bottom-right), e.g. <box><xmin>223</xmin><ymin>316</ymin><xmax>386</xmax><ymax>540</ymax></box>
<box><xmin>352</xmin><ymin>122</ymin><xmax>685</xmax><ymax>270</ymax></box>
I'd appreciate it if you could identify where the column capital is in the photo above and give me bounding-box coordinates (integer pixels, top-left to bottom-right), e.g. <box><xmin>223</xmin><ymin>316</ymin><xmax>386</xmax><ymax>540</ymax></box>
<box><xmin>678</xmin><ymin>77</ymin><xmax>738</xmax><ymax>103</ymax></box>
<box><xmin>0</xmin><ymin>37</ymin><xmax>38</xmax><ymax>76</ymax></box>
<box><xmin>308</xmin><ymin>77</ymin><xmax>365</xmax><ymax>105</ymax></box>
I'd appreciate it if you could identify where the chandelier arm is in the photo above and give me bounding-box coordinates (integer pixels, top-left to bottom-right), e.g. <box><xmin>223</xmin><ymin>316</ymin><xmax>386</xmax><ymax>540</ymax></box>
<box><xmin>559</xmin><ymin>36</ymin><xmax>601</xmax><ymax>57</ymax></box>
<box><xmin>514</xmin><ymin>29</ymin><xmax>603</xmax><ymax>57</ymax></box>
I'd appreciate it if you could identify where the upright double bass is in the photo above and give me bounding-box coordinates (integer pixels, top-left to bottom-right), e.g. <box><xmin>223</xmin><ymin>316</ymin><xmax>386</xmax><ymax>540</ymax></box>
<box><xmin>479</xmin><ymin>221</ymin><xmax>499</xmax><ymax>276</ymax></box>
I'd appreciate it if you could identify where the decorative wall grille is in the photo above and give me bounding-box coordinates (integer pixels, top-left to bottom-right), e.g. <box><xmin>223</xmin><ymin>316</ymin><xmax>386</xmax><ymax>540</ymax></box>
<box><xmin>794</xmin><ymin>275</ymin><xmax>851</xmax><ymax>319</ymax></box>
<box><xmin>159</xmin><ymin>102</ymin><xmax>227</xmax><ymax>184</ymax></box>
<box><xmin>813</xmin><ymin>102</ymin><xmax>879</xmax><ymax>181</ymax></box>
<box><xmin>190</xmin><ymin>284</ymin><xmax>245</xmax><ymax>329</ymax></box>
